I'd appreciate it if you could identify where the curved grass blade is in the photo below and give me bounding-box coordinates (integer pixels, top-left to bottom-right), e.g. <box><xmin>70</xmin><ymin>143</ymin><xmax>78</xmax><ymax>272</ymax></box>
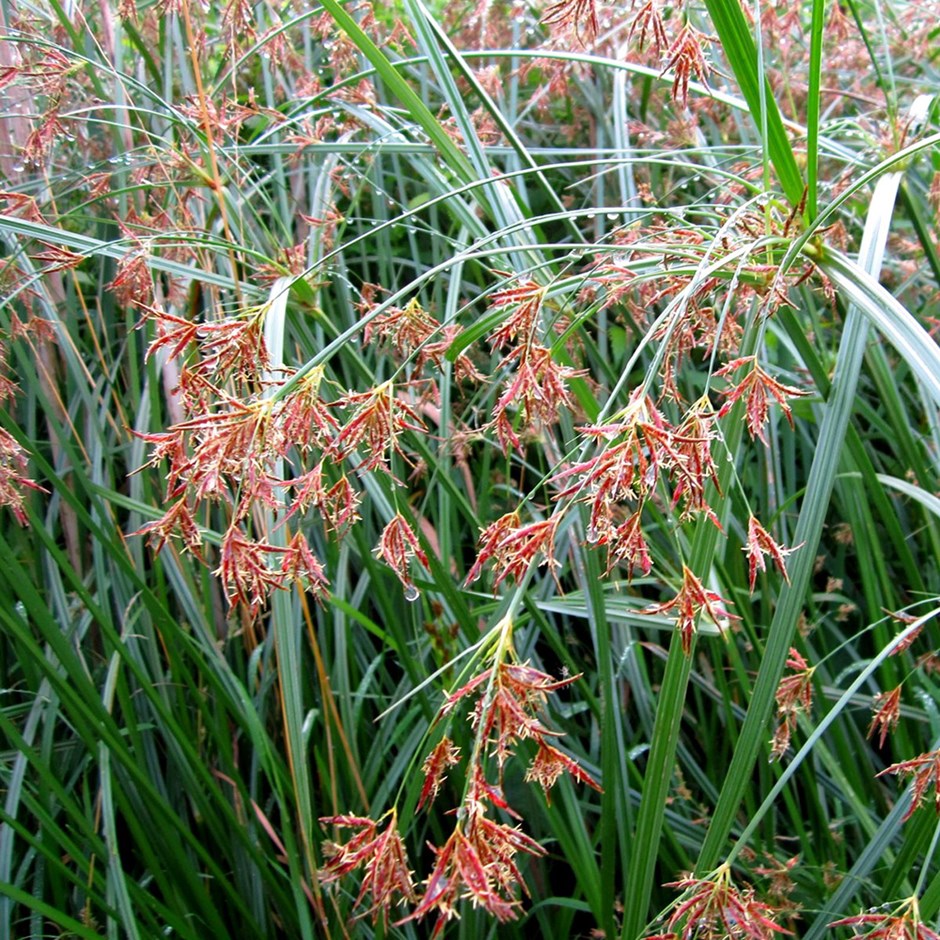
<box><xmin>694</xmin><ymin>115</ymin><xmax>912</xmax><ymax>878</ymax></box>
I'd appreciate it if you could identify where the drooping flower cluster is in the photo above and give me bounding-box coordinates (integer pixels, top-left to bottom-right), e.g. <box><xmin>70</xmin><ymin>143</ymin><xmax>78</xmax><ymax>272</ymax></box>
<box><xmin>867</xmin><ymin>686</ymin><xmax>903</xmax><ymax>749</ymax></box>
<box><xmin>877</xmin><ymin>748</ymin><xmax>940</xmax><ymax>821</ymax></box>
<box><xmin>770</xmin><ymin>648</ymin><xmax>815</xmax><ymax>761</ymax></box>
<box><xmin>132</xmin><ymin>293</ymin><xmax>448</xmax><ymax>614</ymax></box>
<box><xmin>320</xmin><ymin>624</ymin><xmax>601</xmax><ymax>931</ymax></box>
<box><xmin>484</xmin><ymin>275</ymin><xmax>584</xmax><ymax>454</ymax></box>
<box><xmin>640</xmin><ymin>565</ymin><xmax>739</xmax><ymax>655</ymax></box>
<box><xmin>0</xmin><ymin>313</ymin><xmax>50</xmax><ymax>526</ymax></box>
<box><xmin>319</xmin><ymin>812</ymin><xmax>416</xmax><ymax>924</ymax></box>
<box><xmin>555</xmin><ymin>393</ymin><xmax>718</xmax><ymax>530</ymax></box>
<box><xmin>744</xmin><ymin>516</ymin><xmax>799</xmax><ymax>591</ymax></box>
<box><xmin>466</xmin><ymin>512</ymin><xmax>563</xmax><ymax>589</ymax></box>
<box><xmin>644</xmin><ymin>864</ymin><xmax>791</xmax><ymax>940</ymax></box>
<box><xmin>548</xmin><ymin>392</ymin><xmax>725</xmax><ymax>576</ymax></box>
<box><xmin>831</xmin><ymin>895</ymin><xmax>940</xmax><ymax>940</ymax></box>
<box><xmin>539</xmin><ymin>0</ymin><xmax>715</xmax><ymax>113</ymax></box>
<box><xmin>0</xmin><ymin>425</ymin><xmax>46</xmax><ymax>526</ymax></box>
<box><xmin>716</xmin><ymin>358</ymin><xmax>810</xmax><ymax>445</ymax></box>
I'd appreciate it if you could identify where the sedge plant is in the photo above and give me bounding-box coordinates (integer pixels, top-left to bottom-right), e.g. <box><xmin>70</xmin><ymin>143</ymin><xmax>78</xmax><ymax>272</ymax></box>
<box><xmin>1</xmin><ymin>0</ymin><xmax>939</xmax><ymax>938</ymax></box>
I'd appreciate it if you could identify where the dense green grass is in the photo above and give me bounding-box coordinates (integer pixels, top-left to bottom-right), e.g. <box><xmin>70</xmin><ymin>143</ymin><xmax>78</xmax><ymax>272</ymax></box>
<box><xmin>1</xmin><ymin>0</ymin><xmax>939</xmax><ymax>937</ymax></box>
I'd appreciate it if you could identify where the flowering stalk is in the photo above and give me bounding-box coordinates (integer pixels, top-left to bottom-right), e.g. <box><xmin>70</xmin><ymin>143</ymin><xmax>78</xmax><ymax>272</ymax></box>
<box><xmin>320</xmin><ymin>609</ymin><xmax>601</xmax><ymax>930</ymax></box>
<box><xmin>644</xmin><ymin>863</ymin><xmax>791</xmax><ymax>940</ymax></box>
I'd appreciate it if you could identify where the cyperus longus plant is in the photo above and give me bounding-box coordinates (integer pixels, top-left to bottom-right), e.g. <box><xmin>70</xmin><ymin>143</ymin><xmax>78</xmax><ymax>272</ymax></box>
<box><xmin>1</xmin><ymin>0</ymin><xmax>939</xmax><ymax>939</ymax></box>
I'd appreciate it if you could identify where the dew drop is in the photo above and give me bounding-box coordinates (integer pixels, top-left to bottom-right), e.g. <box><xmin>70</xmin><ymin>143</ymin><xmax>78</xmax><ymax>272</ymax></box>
<box><xmin>403</xmin><ymin>583</ymin><xmax>420</xmax><ymax>602</ymax></box>
<box><xmin>586</xmin><ymin>525</ymin><xmax>600</xmax><ymax>544</ymax></box>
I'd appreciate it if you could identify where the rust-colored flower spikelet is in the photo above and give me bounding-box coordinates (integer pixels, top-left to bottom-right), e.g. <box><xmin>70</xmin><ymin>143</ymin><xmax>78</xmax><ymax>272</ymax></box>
<box><xmin>831</xmin><ymin>895</ymin><xmax>940</xmax><ymax>939</ymax></box>
<box><xmin>775</xmin><ymin>649</ymin><xmax>814</xmax><ymax>713</ymax></box>
<box><xmin>33</xmin><ymin>243</ymin><xmax>85</xmax><ymax>273</ymax></box>
<box><xmin>630</xmin><ymin>0</ymin><xmax>669</xmax><ymax>53</ymax></box>
<box><xmin>656</xmin><ymin>864</ymin><xmax>791</xmax><ymax>939</ymax></box>
<box><xmin>605</xmin><ymin>510</ymin><xmax>652</xmax><ymax>579</ymax></box>
<box><xmin>753</xmin><ymin>854</ymin><xmax>800</xmax><ymax>906</ymax></box>
<box><xmin>745</xmin><ymin>515</ymin><xmax>800</xmax><ymax>591</ymax></box>
<box><xmin>171</xmin><ymin>399</ymin><xmax>281</xmax><ymax>506</ymax></box>
<box><xmin>639</xmin><ymin>565</ymin><xmax>738</xmax><ymax>655</ymax></box>
<box><xmin>0</xmin><ymin>191</ymin><xmax>47</xmax><ymax>225</ymax></box>
<box><xmin>375</xmin><ymin>512</ymin><xmax>431</xmax><ymax>601</ymax></box>
<box><xmin>133</xmin><ymin>497</ymin><xmax>204</xmax><ymax>557</ymax></box>
<box><xmin>421</xmin><ymin>325</ymin><xmax>482</xmax><ymax>382</ymax></box>
<box><xmin>661</xmin><ymin>25</ymin><xmax>712</xmax><ymax>108</ymax></box>
<box><xmin>466</xmin><ymin>511</ymin><xmax>521</xmax><ymax>585</ymax></box>
<box><xmin>0</xmin><ymin>427</ymin><xmax>47</xmax><ymax>526</ymax></box>
<box><xmin>553</xmin><ymin>392</ymin><xmax>673</xmax><ymax>518</ymax></box>
<box><xmin>770</xmin><ymin>648</ymin><xmax>815</xmax><ymax>761</ymax></box>
<box><xmin>23</xmin><ymin>110</ymin><xmax>68</xmax><ymax>169</ymax></box>
<box><xmin>280</xmin><ymin>530</ymin><xmax>330</xmax><ymax>601</ymax></box>
<box><xmin>554</xmin><ymin>391</ymin><xmax>723</xmax><ymax>544</ymax></box>
<box><xmin>281</xmin><ymin>460</ymin><xmax>360</xmax><ymax>534</ymax></box>
<box><xmin>364</xmin><ymin>297</ymin><xmax>438</xmax><ymax>358</ymax></box>
<box><xmin>491</xmin><ymin>343</ymin><xmax>584</xmax><ymax>453</ymax></box>
<box><xmin>221</xmin><ymin>0</ymin><xmax>256</xmax><ymax>51</ymax></box>
<box><xmin>319</xmin><ymin>812</ymin><xmax>417</xmax><ymax>924</ymax></box>
<box><xmin>487</xmin><ymin>276</ymin><xmax>546</xmax><ymax>350</ymax></box>
<box><xmin>276</xmin><ymin>366</ymin><xmax>339</xmax><ymax>453</ymax></box>
<box><xmin>480</xmin><ymin>272</ymin><xmax>586</xmax><ymax>451</ymax></box>
<box><xmin>483</xmin><ymin>663</ymin><xmax>566</xmax><ymax>764</ymax></box>
<box><xmin>525</xmin><ymin>740</ymin><xmax>603</xmax><ymax>803</ymax></box>
<box><xmin>867</xmin><ymin>686</ymin><xmax>902</xmax><ymax>749</ymax></box>
<box><xmin>440</xmin><ymin>653</ymin><xmax>601</xmax><ymax>796</ymax></box>
<box><xmin>0</xmin><ymin>47</ymin><xmax>72</xmax><ymax>95</ymax></box>
<box><xmin>885</xmin><ymin>608</ymin><xmax>930</xmax><ymax>654</ymax></box>
<box><xmin>196</xmin><ymin>308</ymin><xmax>271</xmax><ymax>382</ymax></box>
<box><xmin>444</xmin><ymin>664</ymin><xmax>550</xmax><ymax>765</ymax></box>
<box><xmin>331</xmin><ymin>381</ymin><xmax>426</xmax><ymax>473</ymax></box>
<box><xmin>653</xmin><ymin>288</ymin><xmax>729</xmax><ymax>402</ymax></box>
<box><xmin>402</xmin><ymin>799</ymin><xmax>546</xmax><ymax>933</ymax></box>
<box><xmin>137</xmin><ymin>305</ymin><xmax>198</xmax><ymax>362</ymax></box>
<box><xmin>670</xmin><ymin>404</ymin><xmax>722</xmax><ymax>524</ymax></box>
<box><xmin>877</xmin><ymin>747</ymin><xmax>940</xmax><ymax>821</ymax></box>
<box><xmin>257</xmin><ymin>245</ymin><xmax>307</xmax><ymax>284</ymax></box>
<box><xmin>716</xmin><ymin>357</ymin><xmax>810</xmax><ymax>445</ymax></box>
<box><xmin>541</xmin><ymin>0</ymin><xmax>599</xmax><ymax>45</ymax></box>
<box><xmin>466</xmin><ymin>512</ymin><xmax>563</xmax><ymax>589</ymax></box>
<box><xmin>586</xmin><ymin>257</ymin><xmax>641</xmax><ymax>315</ymax></box>
<box><xmin>215</xmin><ymin>524</ymin><xmax>286</xmax><ymax>611</ymax></box>
<box><xmin>363</xmin><ymin>297</ymin><xmax>480</xmax><ymax>384</ymax></box>
<box><xmin>418</xmin><ymin>737</ymin><xmax>461</xmax><ymax>810</ymax></box>
<box><xmin>917</xmin><ymin>651</ymin><xmax>940</xmax><ymax>676</ymax></box>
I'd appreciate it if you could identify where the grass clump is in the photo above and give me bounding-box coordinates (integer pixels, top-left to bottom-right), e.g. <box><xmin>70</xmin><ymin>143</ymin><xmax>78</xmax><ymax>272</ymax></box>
<box><xmin>1</xmin><ymin>0</ymin><xmax>939</xmax><ymax>937</ymax></box>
